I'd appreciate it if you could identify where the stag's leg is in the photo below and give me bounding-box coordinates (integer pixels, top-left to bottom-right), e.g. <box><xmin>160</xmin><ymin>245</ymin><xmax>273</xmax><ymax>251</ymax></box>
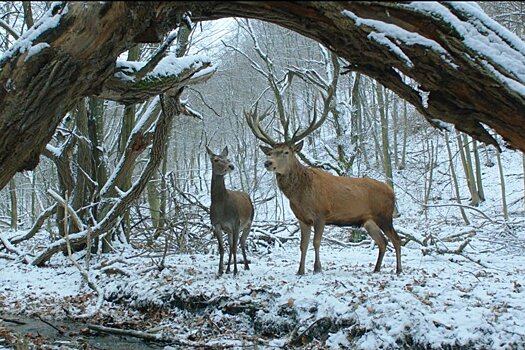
<box><xmin>313</xmin><ymin>220</ymin><xmax>325</xmax><ymax>273</ymax></box>
<box><xmin>363</xmin><ymin>220</ymin><xmax>387</xmax><ymax>273</ymax></box>
<box><xmin>380</xmin><ymin>220</ymin><xmax>402</xmax><ymax>274</ymax></box>
<box><xmin>240</xmin><ymin>223</ymin><xmax>251</xmax><ymax>270</ymax></box>
<box><xmin>297</xmin><ymin>221</ymin><xmax>311</xmax><ymax>275</ymax></box>
<box><xmin>213</xmin><ymin>227</ymin><xmax>225</xmax><ymax>275</ymax></box>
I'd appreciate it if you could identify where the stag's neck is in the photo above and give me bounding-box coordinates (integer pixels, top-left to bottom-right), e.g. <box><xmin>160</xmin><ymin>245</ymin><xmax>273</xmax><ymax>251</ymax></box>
<box><xmin>276</xmin><ymin>158</ymin><xmax>311</xmax><ymax>200</ymax></box>
<box><xmin>211</xmin><ymin>174</ymin><xmax>228</xmax><ymax>203</ymax></box>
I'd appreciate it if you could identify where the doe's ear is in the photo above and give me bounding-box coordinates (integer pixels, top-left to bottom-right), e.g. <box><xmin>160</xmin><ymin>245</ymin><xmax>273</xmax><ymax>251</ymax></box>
<box><xmin>205</xmin><ymin>146</ymin><xmax>214</xmax><ymax>157</ymax></box>
<box><xmin>260</xmin><ymin>145</ymin><xmax>273</xmax><ymax>156</ymax></box>
<box><xmin>293</xmin><ymin>140</ymin><xmax>304</xmax><ymax>153</ymax></box>
<box><xmin>220</xmin><ymin>146</ymin><xmax>229</xmax><ymax>157</ymax></box>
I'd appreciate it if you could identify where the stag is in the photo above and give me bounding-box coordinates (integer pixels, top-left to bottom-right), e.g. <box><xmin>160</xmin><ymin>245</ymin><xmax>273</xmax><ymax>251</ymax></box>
<box><xmin>206</xmin><ymin>146</ymin><xmax>254</xmax><ymax>275</ymax></box>
<box><xmin>245</xmin><ymin>103</ymin><xmax>402</xmax><ymax>275</ymax></box>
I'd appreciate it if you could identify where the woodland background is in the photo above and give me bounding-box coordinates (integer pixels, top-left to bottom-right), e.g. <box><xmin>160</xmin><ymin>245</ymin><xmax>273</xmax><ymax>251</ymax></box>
<box><xmin>0</xmin><ymin>2</ymin><xmax>524</xmax><ymax>349</ymax></box>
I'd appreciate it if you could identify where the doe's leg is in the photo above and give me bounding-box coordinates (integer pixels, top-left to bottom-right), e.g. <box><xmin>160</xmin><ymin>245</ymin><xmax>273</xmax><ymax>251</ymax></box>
<box><xmin>213</xmin><ymin>227</ymin><xmax>225</xmax><ymax>275</ymax></box>
<box><xmin>232</xmin><ymin>229</ymin><xmax>240</xmax><ymax>275</ymax></box>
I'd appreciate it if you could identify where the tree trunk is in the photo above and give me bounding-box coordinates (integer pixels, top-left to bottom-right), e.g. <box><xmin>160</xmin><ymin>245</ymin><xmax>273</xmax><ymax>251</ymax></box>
<box><xmin>119</xmin><ymin>45</ymin><xmax>141</xmax><ymax>242</ymax></box>
<box><xmin>457</xmin><ymin>132</ymin><xmax>480</xmax><ymax>207</ymax></box>
<box><xmin>376</xmin><ymin>84</ymin><xmax>394</xmax><ymax>190</ymax></box>
<box><xmin>71</xmin><ymin>99</ymin><xmax>95</xmax><ymax>233</ymax></box>
<box><xmin>87</xmin><ymin>97</ymin><xmax>109</xmax><ymax>252</ymax></box>
<box><xmin>21</xmin><ymin>1</ymin><xmax>34</xmax><ymax>30</ymax></box>
<box><xmin>445</xmin><ymin>133</ymin><xmax>470</xmax><ymax>225</ymax></box>
<box><xmin>400</xmin><ymin>100</ymin><xmax>408</xmax><ymax>170</ymax></box>
<box><xmin>472</xmin><ymin>139</ymin><xmax>485</xmax><ymax>202</ymax></box>
<box><xmin>348</xmin><ymin>73</ymin><xmax>362</xmax><ymax>172</ymax></box>
<box><xmin>9</xmin><ymin>179</ymin><xmax>17</xmax><ymax>230</ymax></box>
<box><xmin>496</xmin><ymin>150</ymin><xmax>509</xmax><ymax>220</ymax></box>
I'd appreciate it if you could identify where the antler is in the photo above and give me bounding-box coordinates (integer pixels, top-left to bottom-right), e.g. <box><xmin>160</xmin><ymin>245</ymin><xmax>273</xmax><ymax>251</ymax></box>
<box><xmin>290</xmin><ymin>83</ymin><xmax>334</xmax><ymax>144</ymax></box>
<box><xmin>244</xmin><ymin>101</ymin><xmax>277</xmax><ymax>146</ymax></box>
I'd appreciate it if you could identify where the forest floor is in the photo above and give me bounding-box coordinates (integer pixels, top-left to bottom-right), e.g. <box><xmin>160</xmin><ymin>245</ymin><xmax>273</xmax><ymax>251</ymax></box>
<box><xmin>1</xmin><ymin>214</ymin><xmax>525</xmax><ymax>349</ymax></box>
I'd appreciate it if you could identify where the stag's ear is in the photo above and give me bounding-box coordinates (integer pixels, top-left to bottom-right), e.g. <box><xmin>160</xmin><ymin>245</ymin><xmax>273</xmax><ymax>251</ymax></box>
<box><xmin>220</xmin><ymin>146</ymin><xmax>229</xmax><ymax>157</ymax></box>
<box><xmin>206</xmin><ymin>146</ymin><xmax>214</xmax><ymax>157</ymax></box>
<box><xmin>293</xmin><ymin>140</ymin><xmax>304</xmax><ymax>153</ymax></box>
<box><xmin>260</xmin><ymin>145</ymin><xmax>272</xmax><ymax>156</ymax></box>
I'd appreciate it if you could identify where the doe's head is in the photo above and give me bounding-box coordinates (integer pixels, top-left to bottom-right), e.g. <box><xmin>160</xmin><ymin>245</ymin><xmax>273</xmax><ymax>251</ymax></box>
<box><xmin>259</xmin><ymin>140</ymin><xmax>303</xmax><ymax>174</ymax></box>
<box><xmin>206</xmin><ymin>146</ymin><xmax>235</xmax><ymax>176</ymax></box>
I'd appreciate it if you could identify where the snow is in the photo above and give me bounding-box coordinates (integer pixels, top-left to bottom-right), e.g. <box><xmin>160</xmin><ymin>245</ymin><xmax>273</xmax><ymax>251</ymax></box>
<box><xmin>24</xmin><ymin>43</ymin><xmax>50</xmax><ymax>62</ymax></box>
<box><xmin>1</xmin><ymin>137</ymin><xmax>525</xmax><ymax>348</ymax></box>
<box><xmin>367</xmin><ymin>32</ymin><xmax>414</xmax><ymax>68</ymax></box>
<box><xmin>1</xmin><ymin>2</ymin><xmax>525</xmax><ymax>349</ymax></box>
<box><xmin>342</xmin><ymin>9</ymin><xmax>454</xmax><ymax>68</ymax></box>
<box><xmin>406</xmin><ymin>2</ymin><xmax>525</xmax><ymax>95</ymax></box>
<box><xmin>0</xmin><ymin>2</ymin><xmax>66</xmax><ymax>66</ymax></box>
<box><xmin>114</xmin><ymin>54</ymin><xmax>211</xmax><ymax>82</ymax></box>
<box><xmin>342</xmin><ymin>3</ymin><xmax>525</xmax><ymax>97</ymax></box>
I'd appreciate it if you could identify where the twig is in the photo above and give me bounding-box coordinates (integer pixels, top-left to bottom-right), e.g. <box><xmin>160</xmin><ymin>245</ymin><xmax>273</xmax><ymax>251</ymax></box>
<box><xmin>37</xmin><ymin>314</ymin><xmax>64</xmax><ymax>335</ymax></box>
<box><xmin>423</xmin><ymin>239</ymin><xmax>489</xmax><ymax>268</ymax></box>
<box><xmin>0</xmin><ymin>316</ymin><xmax>26</xmax><ymax>325</ymax></box>
<box><xmin>47</xmin><ymin>189</ymin><xmax>86</xmax><ymax>231</ymax></box>
<box><xmin>291</xmin><ymin>317</ymin><xmax>332</xmax><ymax>345</ymax></box>
<box><xmin>422</xmin><ymin>203</ymin><xmax>495</xmax><ymax>223</ymax></box>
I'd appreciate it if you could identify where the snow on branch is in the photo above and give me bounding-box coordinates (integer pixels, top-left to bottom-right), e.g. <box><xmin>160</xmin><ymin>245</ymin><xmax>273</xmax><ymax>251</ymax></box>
<box><xmin>407</xmin><ymin>2</ymin><xmax>525</xmax><ymax>95</ymax></box>
<box><xmin>342</xmin><ymin>9</ymin><xmax>452</xmax><ymax>68</ymax></box>
<box><xmin>97</xmin><ymin>54</ymin><xmax>215</xmax><ymax>104</ymax></box>
<box><xmin>0</xmin><ymin>2</ymin><xmax>66</xmax><ymax>68</ymax></box>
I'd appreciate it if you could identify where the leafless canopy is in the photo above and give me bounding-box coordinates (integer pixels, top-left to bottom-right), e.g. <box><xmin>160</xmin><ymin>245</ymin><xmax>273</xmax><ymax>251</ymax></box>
<box><xmin>245</xmin><ymin>62</ymin><xmax>337</xmax><ymax>147</ymax></box>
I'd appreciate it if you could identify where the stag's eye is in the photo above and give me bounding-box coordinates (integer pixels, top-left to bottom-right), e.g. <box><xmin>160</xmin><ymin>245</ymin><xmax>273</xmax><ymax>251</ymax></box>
<box><xmin>214</xmin><ymin>159</ymin><xmax>219</xmax><ymax>162</ymax></box>
<box><xmin>284</xmin><ymin>151</ymin><xmax>289</xmax><ymax>155</ymax></box>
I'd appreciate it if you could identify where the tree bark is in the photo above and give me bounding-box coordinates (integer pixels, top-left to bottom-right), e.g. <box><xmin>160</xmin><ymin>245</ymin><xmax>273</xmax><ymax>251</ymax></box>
<box><xmin>1</xmin><ymin>2</ymin><xmax>525</xmax><ymax>190</ymax></box>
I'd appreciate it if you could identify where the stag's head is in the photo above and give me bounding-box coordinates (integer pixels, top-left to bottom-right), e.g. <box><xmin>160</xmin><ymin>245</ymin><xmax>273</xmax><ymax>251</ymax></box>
<box><xmin>259</xmin><ymin>141</ymin><xmax>303</xmax><ymax>174</ymax></box>
<box><xmin>206</xmin><ymin>146</ymin><xmax>235</xmax><ymax>176</ymax></box>
<box><xmin>245</xmin><ymin>100</ymin><xmax>329</xmax><ymax>175</ymax></box>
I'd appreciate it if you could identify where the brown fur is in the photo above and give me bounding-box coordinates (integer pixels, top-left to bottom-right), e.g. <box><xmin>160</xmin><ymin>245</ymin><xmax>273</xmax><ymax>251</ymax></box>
<box><xmin>207</xmin><ymin>146</ymin><xmax>254</xmax><ymax>275</ymax></box>
<box><xmin>261</xmin><ymin>141</ymin><xmax>402</xmax><ymax>275</ymax></box>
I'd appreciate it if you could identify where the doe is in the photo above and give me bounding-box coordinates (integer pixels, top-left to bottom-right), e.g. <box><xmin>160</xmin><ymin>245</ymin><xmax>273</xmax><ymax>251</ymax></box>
<box><xmin>206</xmin><ymin>146</ymin><xmax>254</xmax><ymax>275</ymax></box>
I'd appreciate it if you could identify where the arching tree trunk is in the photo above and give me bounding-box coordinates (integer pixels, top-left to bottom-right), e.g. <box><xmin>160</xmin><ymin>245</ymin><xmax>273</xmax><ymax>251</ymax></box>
<box><xmin>1</xmin><ymin>2</ymin><xmax>525</xmax><ymax>190</ymax></box>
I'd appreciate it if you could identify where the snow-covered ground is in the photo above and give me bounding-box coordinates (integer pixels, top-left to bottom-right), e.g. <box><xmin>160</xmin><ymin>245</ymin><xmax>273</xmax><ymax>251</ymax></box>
<box><xmin>1</xmin><ymin>142</ymin><xmax>524</xmax><ymax>349</ymax></box>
